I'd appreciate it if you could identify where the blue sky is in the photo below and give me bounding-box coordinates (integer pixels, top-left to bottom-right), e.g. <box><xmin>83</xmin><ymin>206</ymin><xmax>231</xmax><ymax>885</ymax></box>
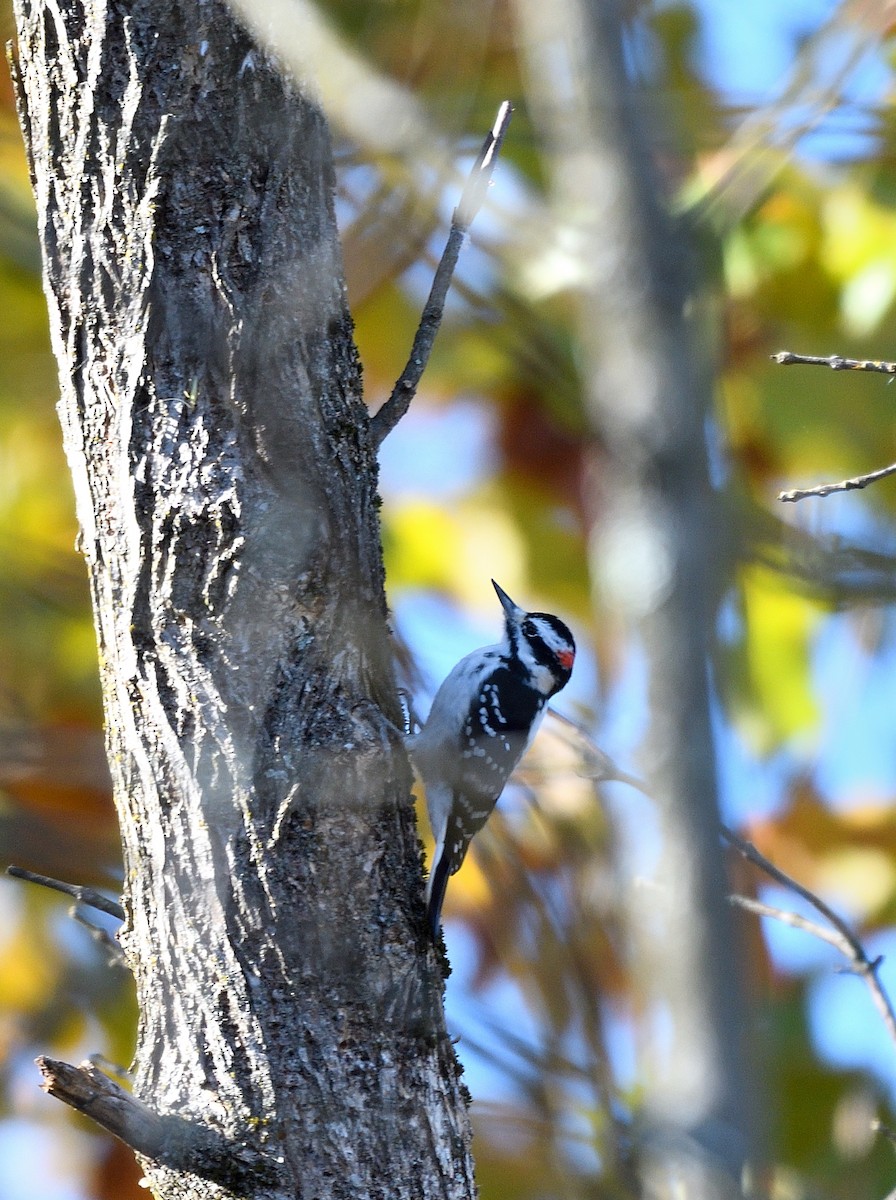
<box><xmin>688</xmin><ymin>0</ymin><xmax>892</xmax><ymax>161</ymax></box>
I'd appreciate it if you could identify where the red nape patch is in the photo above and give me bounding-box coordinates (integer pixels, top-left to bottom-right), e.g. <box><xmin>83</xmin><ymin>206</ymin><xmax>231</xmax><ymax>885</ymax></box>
<box><xmin>557</xmin><ymin>649</ymin><xmax>575</xmax><ymax>670</ymax></box>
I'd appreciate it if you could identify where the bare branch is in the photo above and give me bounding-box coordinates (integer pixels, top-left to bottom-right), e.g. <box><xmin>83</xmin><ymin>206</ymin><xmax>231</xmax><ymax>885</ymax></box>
<box><xmin>37</xmin><ymin>1057</ymin><xmax>277</xmax><ymax>1188</ymax></box>
<box><xmin>779</xmin><ymin>462</ymin><xmax>896</xmax><ymax>503</ymax></box>
<box><xmin>729</xmin><ymin>894</ymin><xmax>850</xmax><ymax>954</ymax></box>
<box><xmin>722</xmin><ymin>826</ymin><xmax>896</xmax><ymax>1051</ymax></box>
<box><xmin>370</xmin><ymin>101</ymin><xmax>513</xmax><ymax>449</ymax></box>
<box><xmin>70</xmin><ymin>908</ymin><xmax>129</xmax><ymax>967</ymax></box>
<box><xmin>454</xmin><ymin>100</ymin><xmax>513</xmax><ymax>229</ymax></box>
<box><xmin>546</xmin><ymin>708</ymin><xmax>651</xmax><ymax>795</ymax></box>
<box><xmin>770</xmin><ymin>351</ymin><xmax>896</xmax><ymax>501</ymax></box>
<box><xmin>722</xmin><ymin>827</ymin><xmax>863</xmax><ymax>955</ymax></box>
<box><xmin>7</xmin><ymin>865</ymin><xmax>125</xmax><ymax>921</ymax></box>
<box><xmin>771</xmin><ymin>350</ymin><xmax>896</xmax><ymax>374</ymax></box>
<box><xmin>38</xmin><ymin>1056</ymin><xmax>160</xmax><ymax>1150</ymax></box>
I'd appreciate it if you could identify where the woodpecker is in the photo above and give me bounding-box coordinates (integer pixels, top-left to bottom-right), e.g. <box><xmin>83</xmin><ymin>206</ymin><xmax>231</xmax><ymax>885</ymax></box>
<box><xmin>410</xmin><ymin>580</ymin><xmax>575</xmax><ymax>939</ymax></box>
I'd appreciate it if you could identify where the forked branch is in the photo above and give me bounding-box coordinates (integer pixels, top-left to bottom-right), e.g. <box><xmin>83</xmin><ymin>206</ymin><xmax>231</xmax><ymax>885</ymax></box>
<box><xmin>723</xmin><ymin>825</ymin><xmax>896</xmax><ymax>1051</ymax></box>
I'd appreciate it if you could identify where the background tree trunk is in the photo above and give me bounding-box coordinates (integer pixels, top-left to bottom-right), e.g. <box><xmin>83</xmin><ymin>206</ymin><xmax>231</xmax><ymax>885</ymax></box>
<box><xmin>12</xmin><ymin>1</ymin><xmax>475</xmax><ymax>1196</ymax></box>
<box><xmin>516</xmin><ymin>0</ymin><xmax>757</xmax><ymax>1195</ymax></box>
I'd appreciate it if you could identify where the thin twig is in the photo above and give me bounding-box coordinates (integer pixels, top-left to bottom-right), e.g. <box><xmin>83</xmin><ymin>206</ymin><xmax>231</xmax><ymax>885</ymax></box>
<box><xmin>7</xmin><ymin>865</ymin><xmax>125</xmax><ymax>921</ymax></box>
<box><xmin>771</xmin><ymin>350</ymin><xmax>896</xmax><ymax>374</ymax></box>
<box><xmin>722</xmin><ymin>827</ymin><xmax>865</xmax><ymax>956</ymax></box>
<box><xmin>546</xmin><ymin>708</ymin><xmax>651</xmax><ymax>795</ymax></box>
<box><xmin>70</xmin><ymin>908</ymin><xmax>128</xmax><ymax>966</ymax></box>
<box><xmin>771</xmin><ymin>350</ymin><xmax>896</xmax><ymax>501</ymax></box>
<box><xmin>729</xmin><ymin>895</ymin><xmax>850</xmax><ymax>954</ymax></box>
<box><xmin>779</xmin><ymin>462</ymin><xmax>896</xmax><ymax>503</ymax></box>
<box><xmin>89</xmin><ymin>1053</ymin><xmax>133</xmax><ymax>1083</ymax></box>
<box><xmin>370</xmin><ymin>101</ymin><xmax>513</xmax><ymax>449</ymax></box>
<box><xmin>722</xmin><ymin>826</ymin><xmax>896</xmax><ymax>1051</ymax></box>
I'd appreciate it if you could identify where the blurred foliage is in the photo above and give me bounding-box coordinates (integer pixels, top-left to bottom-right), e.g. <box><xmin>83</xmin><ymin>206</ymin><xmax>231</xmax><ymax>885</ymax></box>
<box><xmin>5</xmin><ymin>0</ymin><xmax>896</xmax><ymax>1197</ymax></box>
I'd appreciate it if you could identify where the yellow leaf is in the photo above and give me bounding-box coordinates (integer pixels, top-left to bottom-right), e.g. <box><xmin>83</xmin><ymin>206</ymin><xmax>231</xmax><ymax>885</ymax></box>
<box><xmin>740</xmin><ymin>566</ymin><xmax>822</xmax><ymax>750</ymax></box>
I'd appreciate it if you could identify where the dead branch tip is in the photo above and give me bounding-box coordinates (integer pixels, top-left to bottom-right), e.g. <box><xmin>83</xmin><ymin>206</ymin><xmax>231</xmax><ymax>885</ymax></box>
<box><xmin>36</xmin><ymin>1056</ymin><xmax>277</xmax><ymax>1188</ymax></box>
<box><xmin>370</xmin><ymin>101</ymin><xmax>514</xmax><ymax>449</ymax></box>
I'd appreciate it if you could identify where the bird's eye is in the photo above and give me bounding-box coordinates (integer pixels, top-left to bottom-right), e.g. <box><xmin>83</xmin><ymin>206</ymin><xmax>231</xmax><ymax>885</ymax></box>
<box><xmin>522</xmin><ymin>620</ymin><xmax>536</xmax><ymax>637</ymax></box>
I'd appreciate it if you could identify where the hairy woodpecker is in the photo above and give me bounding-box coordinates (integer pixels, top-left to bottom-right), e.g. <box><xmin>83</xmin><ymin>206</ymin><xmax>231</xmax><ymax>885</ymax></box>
<box><xmin>410</xmin><ymin>580</ymin><xmax>575</xmax><ymax>939</ymax></box>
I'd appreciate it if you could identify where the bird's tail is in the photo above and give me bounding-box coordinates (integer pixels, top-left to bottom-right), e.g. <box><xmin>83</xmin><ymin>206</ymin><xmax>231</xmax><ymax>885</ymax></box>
<box><xmin>425</xmin><ymin>846</ymin><xmax>452</xmax><ymax>941</ymax></box>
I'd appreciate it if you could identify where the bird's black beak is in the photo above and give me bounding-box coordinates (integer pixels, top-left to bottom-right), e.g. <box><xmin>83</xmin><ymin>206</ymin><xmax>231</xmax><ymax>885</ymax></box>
<box><xmin>492</xmin><ymin>580</ymin><xmax>524</xmax><ymax>622</ymax></box>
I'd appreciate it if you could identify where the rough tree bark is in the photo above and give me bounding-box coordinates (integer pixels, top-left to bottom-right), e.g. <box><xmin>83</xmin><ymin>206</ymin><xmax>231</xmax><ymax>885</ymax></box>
<box><xmin>12</xmin><ymin>2</ymin><xmax>475</xmax><ymax>1197</ymax></box>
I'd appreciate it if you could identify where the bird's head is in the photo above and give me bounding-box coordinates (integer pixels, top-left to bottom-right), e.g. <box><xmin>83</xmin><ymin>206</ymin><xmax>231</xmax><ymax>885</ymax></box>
<box><xmin>492</xmin><ymin>579</ymin><xmax>575</xmax><ymax>695</ymax></box>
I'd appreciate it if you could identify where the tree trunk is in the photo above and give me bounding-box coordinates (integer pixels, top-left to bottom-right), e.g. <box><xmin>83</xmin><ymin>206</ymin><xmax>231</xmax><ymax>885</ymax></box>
<box><xmin>12</xmin><ymin>2</ymin><xmax>475</xmax><ymax>1197</ymax></box>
